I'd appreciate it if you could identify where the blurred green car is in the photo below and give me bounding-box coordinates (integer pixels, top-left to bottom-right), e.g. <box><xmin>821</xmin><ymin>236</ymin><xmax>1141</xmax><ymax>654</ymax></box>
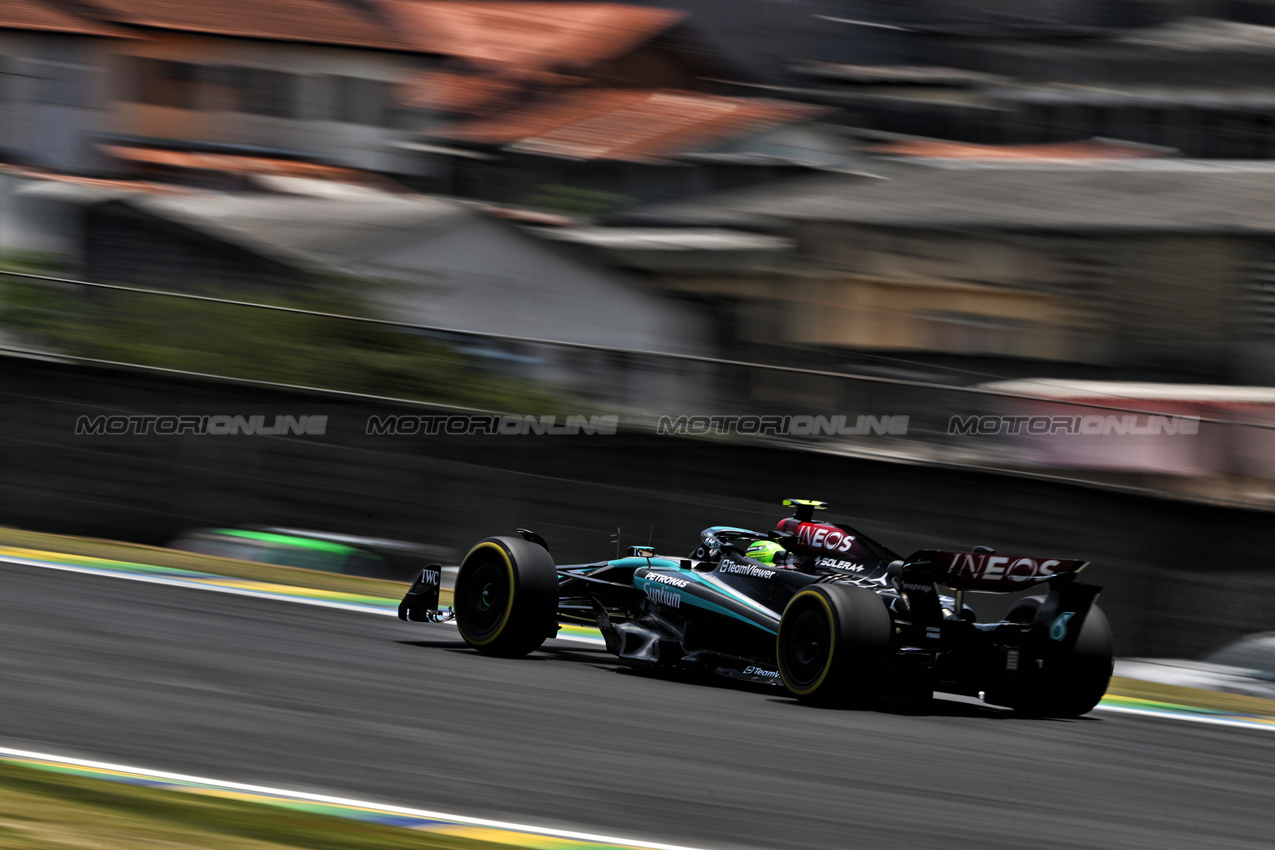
<box><xmin>169</xmin><ymin>527</ymin><xmax>453</xmax><ymax>583</ymax></box>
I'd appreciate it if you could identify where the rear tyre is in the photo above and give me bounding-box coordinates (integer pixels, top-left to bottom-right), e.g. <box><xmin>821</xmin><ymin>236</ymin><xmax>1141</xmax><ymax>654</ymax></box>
<box><xmin>454</xmin><ymin>536</ymin><xmax>558</xmax><ymax>657</ymax></box>
<box><xmin>777</xmin><ymin>584</ymin><xmax>894</xmax><ymax>707</ymax></box>
<box><xmin>1001</xmin><ymin>595</ymin><xmax>1113</xmax><ymax>717</ymax></box>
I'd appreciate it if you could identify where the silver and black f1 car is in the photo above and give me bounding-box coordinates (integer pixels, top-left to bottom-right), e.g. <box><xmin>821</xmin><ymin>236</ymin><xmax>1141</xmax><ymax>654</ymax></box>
<box><xmin>399</xmin><ymin>499</ymin><xmax>1113</xmax><ymax>716</ymax></box>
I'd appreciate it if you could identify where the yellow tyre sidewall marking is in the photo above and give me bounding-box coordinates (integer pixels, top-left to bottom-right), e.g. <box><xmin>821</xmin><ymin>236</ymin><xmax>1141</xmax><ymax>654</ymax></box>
<box><xmin>779</xmin><ymin>589</ymin><xmax>837</xmax><ymax>696</ymax></box>
<box><xmin>460</xmin><ymin>541</ymin><xmax>517</xmax><ymax>646</ymax></box>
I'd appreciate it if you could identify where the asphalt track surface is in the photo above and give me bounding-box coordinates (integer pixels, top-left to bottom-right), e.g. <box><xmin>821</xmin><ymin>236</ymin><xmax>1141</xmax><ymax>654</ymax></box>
<box><xmin>2</xmin><ymin>559</ymin><xmax>1273</xmax><ymax>850</ymax></box>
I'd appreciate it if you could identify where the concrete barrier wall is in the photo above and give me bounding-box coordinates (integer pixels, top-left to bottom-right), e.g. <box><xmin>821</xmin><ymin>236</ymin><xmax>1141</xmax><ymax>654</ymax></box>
<box><xmin>2</xmin><ymin>354</ymin><xmax>1272</xmax><ymax>658</ymax></box>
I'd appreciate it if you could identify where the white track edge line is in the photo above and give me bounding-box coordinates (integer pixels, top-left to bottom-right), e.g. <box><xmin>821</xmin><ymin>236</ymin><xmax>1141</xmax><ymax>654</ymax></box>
<box><xmin>0</xmin><ymin>556</ymin><xmax>605</xmax><ymax>645</ymax></box>
<box><xmin>0</xmin><ymin>745</ymin><xmax>712</xmax><ymax>850</ymax></box>
<box><xmin>0</xmin><ymin>557</ymin><xmax>396</xmax><ymax>614</ymax></box>
<box><xmin>1095</xmin><ymin>703</ymin><xmax>1275</xmax><ymax>731</ymax></box>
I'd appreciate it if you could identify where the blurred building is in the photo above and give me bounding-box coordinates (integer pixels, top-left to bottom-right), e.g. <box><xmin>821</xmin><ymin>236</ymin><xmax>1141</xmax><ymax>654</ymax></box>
<box><xmin>617</xmin><ymin>153</ymin><xmax>1275</xmax><ymax>382</ymax></box>
<box><xmin>3</xmin><ymin>1</ymin><xmax>844</xmax><ymax>203</ymax></box>
<box><xmin>379</xmin><ymin>0</ymin><xmax>730</xmax><ymax>87</ymax></box>
<box><xmin>424</xmin><ymin>88</ymin><xmax>844</xmax><ymax>204</ymax></box>
<box><xmin>0</xmin><ymin>1</ymin><xmax>124</xmax><ymax>172</ymax></box>
<box><xmin>59</xmin><ymin>189</ymin><xmax>715</xmax><ymax>405</ymax></box>
<box><xmin>2</xmin><ymin>2</ymin><xmax>444</xmax><ymax>177</ymax></box>
<box><xmin>380</xmin><ymin>1</ymin><xmax>848</xmax><ymax>203</ymax></box>
<box><xmin>9</xmin><ymin>0</ymin><xmax>1275</xmax><ymax>389</ymax></box>
<box><xmin>91</xmin><ymin>0</ymin><xmax>440</xmax><ymax>177</ymax></box>
<box><xmin>715</xmin><ymin>3</ymin><xmax>1275</xmax><ymax>160</ymax></box>
<box><xmin>0</xmin><ymin>162</ymin><xmax>192</xmax><ymax>256</ymax></box>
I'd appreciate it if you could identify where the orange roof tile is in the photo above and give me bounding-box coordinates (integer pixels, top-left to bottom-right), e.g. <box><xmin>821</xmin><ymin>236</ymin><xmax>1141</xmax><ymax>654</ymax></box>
<box><xmin>868</xmin><ymin>139</ymin><xmax>1169</xmax><ymax>160</ymax></box>
<box><xmin>397</xmin><ymin>70</ymin><xmax>523</xmax><ymax>114</ymax></box>
<box><xmin>397</xmin><ymin>68</ymin><xmax>590</xmax><ymax>114</ymax></box>
<box><xmin>100</xmin><ymin>146</ymin><xmax>398</xmax><ymax>188</ymax></box>
<box><xmin>0</xmin><ymin>0</ymin><xmax>127</xmax><ymax>37</ymax></box>
<box><xmin>85</xmin><ymin>0</ymin><xmax>418</xmax><ymax>51</ymax></box>
<box><xmin>435</xmin><ymin>89</ymin><xmax>826</xmax><ymax>162</ymax></box>
<box><xmin>479</xmin><ymin>205</ymin><xmax>576</xmax><ymax>227</ymax></box>
<box><xmin>0</xmin><ymin>164</ymin><xmax>197</xmax><ymax>195</ymax></box>
<box><xmin>378</xmin><ymin>1</ymin><xmax>685</xmax><ymax>72</ymax></box>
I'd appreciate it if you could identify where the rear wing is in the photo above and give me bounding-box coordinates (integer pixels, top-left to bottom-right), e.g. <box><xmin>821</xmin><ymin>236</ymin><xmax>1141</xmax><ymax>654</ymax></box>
<box><xmin>904</xmin><ymin>549</ymin><xmax>1088</xmax><ymax>592</ymax></box>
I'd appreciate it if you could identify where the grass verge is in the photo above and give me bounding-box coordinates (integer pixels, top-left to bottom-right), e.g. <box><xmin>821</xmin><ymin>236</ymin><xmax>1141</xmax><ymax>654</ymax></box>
<box><xmin>0</xmin><ymin>526</ymin><xmax>457</xmax><ymax>605</ymax></box>
<box><xmin>1106</xmin><ymin>676</ymin><xmax>1275</xmax><ymax>718</ymax></box>
<box><xmin>0</xmin><ymin>759</ymin><xmax>514</xmax><ymax>850</ymax></box>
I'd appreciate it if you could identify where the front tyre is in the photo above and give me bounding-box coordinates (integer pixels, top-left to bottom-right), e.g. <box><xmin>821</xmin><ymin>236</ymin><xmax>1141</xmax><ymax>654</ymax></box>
<box><xmin>777</xmin><ymin>584</ymin><xmax>893</xmax><ymax>707</ymax></box>
<box><xmin>454</xmin><ymin>536</ymin><xmax>558</xmax><ymax>657</ymax></box>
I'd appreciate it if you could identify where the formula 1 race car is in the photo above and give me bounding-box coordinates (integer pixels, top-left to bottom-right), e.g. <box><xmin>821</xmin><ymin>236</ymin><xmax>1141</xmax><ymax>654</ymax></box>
<box><xmin>399</xmin><ymin>500</ymin><xmax>1113</xmax><ymax>716</ymax></box>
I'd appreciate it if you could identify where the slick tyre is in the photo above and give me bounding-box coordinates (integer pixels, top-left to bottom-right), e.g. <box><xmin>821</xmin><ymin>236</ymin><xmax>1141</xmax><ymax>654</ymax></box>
<box><xmin>777</xmin><ymin>584</ymin><xmax>893</xmax><ymax>707</ymax></box>
<box><xmin>454</xmin><ymin>536</ymin><xmax>558</xmax><ymax>657</ymax></box>
<box><xmin>1003</xmin><ymin>595</ymin><xmax>1114</xmax><ymax>718</ymax></box>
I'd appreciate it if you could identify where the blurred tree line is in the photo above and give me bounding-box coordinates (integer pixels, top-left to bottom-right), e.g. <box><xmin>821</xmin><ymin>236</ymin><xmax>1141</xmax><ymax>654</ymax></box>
<box><xmin>0</xmin><ymin>253</ymin><xmax>561</xmax><ymax>412</ymax></box>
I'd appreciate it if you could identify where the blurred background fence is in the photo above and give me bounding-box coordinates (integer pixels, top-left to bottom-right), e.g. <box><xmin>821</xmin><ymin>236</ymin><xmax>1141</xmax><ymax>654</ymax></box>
<box><xmin>6</xmin><ymin>266</ymin><xmax>1275</xmax><ymax>501</ymax></box>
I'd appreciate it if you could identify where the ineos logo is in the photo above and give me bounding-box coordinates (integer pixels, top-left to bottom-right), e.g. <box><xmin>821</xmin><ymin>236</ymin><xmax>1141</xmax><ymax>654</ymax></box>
<box><xmin>947</xmin><ymin>553</ymin><xmax>1063</xmax><ymax>583</ymax></box>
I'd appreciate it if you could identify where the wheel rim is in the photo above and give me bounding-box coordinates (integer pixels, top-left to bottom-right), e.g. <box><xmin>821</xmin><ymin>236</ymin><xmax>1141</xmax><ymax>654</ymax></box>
<box><xmin>783</xmin><ymin>606</ymin><xmax>831</xmax><ymax>688</ymax></box>
<box><xmin>458</xmin><ymin>558</ymin><xmax>509</xmax><ymax>638</ymax></box>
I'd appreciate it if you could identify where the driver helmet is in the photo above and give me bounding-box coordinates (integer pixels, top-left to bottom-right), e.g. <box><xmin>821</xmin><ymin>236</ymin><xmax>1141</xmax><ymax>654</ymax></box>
<box><xmin>745</xmin><ymin>540</ymin><xmax>790</xmax><ymax>566</ymax></box>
